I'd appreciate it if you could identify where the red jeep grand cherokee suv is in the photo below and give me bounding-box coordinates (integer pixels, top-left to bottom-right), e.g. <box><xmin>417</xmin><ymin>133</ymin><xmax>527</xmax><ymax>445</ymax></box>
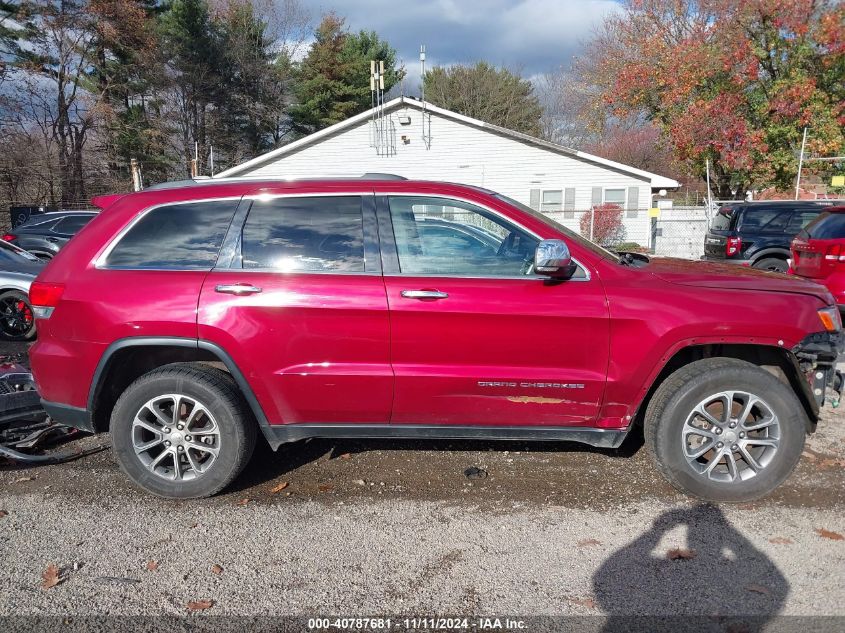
<box><xmin>28</xmin><ymin>177</ymin><xmax>843</xmax><ymax>501</ymax></box>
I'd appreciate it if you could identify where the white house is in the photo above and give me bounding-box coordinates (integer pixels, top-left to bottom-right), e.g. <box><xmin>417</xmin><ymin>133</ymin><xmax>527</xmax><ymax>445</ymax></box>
<box><xmin>216</xmin><ymin>97</ymin><xmax>679</xmax><ymax>246</ymax></box>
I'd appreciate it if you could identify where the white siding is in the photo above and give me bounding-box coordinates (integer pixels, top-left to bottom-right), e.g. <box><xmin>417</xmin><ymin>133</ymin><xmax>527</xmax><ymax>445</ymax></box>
<box><xmin>240</xmin><ymin>106</ymin><xmax>654</xmax><ymax>246</ymax></box>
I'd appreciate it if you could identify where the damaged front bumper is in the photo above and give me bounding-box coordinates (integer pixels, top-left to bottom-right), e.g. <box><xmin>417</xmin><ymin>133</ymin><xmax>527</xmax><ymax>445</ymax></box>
<box><xmin>792</xmin><ymin>330</ymin><xmax>844</xmax><ymax>413</ymax></box>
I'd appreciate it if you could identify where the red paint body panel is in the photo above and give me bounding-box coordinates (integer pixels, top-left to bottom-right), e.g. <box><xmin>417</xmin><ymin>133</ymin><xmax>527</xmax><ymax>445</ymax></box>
<box><xmin>197</xmin><ymin>271</ymin><xmax>392</xmax><ymax>424</ymax></box>
<box><xmin>384</xmin><ymin>275</ymin><xmax>609</xmax><ymax>426</ymax></box>
<box><xmin>28</xmin><ymin>179</ymin><xmax>837</xmax><ymax>436</ymax></box>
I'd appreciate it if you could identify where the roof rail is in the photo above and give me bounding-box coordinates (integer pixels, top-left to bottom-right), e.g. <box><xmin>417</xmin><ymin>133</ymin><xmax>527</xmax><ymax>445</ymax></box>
<box><xmin>144</xmin><ymin>173</ymin><xmax>407</xmax><ymax>191</ymax></box>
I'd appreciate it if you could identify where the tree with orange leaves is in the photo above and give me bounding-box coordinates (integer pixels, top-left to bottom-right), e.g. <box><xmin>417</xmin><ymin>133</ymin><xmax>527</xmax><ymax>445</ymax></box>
<box><xmin>580</xmin><ymin>0</ymin><xmax>844</xmax><ymax>196</ymax></box>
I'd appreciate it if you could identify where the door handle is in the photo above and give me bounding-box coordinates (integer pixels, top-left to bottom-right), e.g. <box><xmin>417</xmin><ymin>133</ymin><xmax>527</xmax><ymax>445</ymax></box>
<box><xmin>400</xmin><ymin>289</ymin><xmax>448</xmax><ymax>300</ymax></box>
<box><xmin>215</xmin><ymin>284</ymin><xmax>262</xmax><ymax>296</ymax></box>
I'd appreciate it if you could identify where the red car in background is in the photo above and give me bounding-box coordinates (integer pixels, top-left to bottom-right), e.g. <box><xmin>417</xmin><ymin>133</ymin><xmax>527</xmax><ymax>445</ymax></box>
<box><xmin>790</xmin><ymin>205</ymin><xmax>845</xmax><ymax>312</ymax></box>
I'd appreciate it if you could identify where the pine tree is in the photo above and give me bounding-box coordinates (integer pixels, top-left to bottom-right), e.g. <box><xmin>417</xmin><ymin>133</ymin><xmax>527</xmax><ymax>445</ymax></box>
<box><xmin>290</xmin><ymin>13</ymin><xmax>403</xmax><ymax>135</ymax></box>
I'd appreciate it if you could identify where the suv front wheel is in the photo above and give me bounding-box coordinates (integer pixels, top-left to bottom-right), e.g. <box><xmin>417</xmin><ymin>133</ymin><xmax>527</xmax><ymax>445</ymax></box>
<box><xmin>645</xmin><ymin>358</ymin><xmax>806</xmax><ymax>502</ymax></box>
<box><xmin>111</xmin><ymin>364</ymin><xmax>256</xmax><ymax>498</ymax></box>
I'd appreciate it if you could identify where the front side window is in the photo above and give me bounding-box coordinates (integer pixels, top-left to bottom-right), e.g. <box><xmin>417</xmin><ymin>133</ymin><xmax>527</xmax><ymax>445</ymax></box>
<box><xmin>241</xmin><ymin>196</ymin><xmax>365</xmax><ymax>272</ymax></box>
<box><xmin>106</xmin><ymin>200</ymin><xmax>238</xmax><ymax>269</ymax></box>
<box><xmin>388</xmin><ymin>196</ymin><xmax>538</xmax><ymax>276</ymax></box>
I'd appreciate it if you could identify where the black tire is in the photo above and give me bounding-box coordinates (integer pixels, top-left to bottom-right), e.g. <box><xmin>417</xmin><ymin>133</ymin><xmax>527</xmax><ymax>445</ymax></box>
<box><xmin>645</xmin><ymin>358</ymin><xmax>806</xmax><ymax>502</ymax></box>
<box><xmin>0</xmin><ymin>290</ymin><xmax>37</xmax><ymax>341</ymax></box>
<box><xmin>111</xmin><ymin>364</ymin><xmax>257</xmax><ymax>498</ymax></box>
<box><xmin>752</xmin><ymin>257</ymin><xmax>788</xmax><ymax>273</ymax></box>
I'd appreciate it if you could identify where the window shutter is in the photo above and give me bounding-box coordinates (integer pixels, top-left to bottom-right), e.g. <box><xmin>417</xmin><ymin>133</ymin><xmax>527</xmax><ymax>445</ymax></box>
<box><xmin>529</xmin><ymin>189</ymin><xmax>541</xmax><ymax>210</ymax></box>
<box><xmin>627</xmin><ymin>186</ymin><xmax>639</xmax><ymax>218</ymax></box>
<box><xmin>564</xmin><ymin>187</ymin><xmax>576</xmax><ymax>219</ymax></box>
<box><xmin>591</xmin><ymin>187</ymin><xmax>603</xmax><ymax>206</ymax></box>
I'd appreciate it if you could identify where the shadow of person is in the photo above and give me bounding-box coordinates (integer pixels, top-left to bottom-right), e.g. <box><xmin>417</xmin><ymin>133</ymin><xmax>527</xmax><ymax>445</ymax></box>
<box><xmin>592</xmin><ymin>504</ymin><xmax>788</xmax><ymax>633</ymax></box>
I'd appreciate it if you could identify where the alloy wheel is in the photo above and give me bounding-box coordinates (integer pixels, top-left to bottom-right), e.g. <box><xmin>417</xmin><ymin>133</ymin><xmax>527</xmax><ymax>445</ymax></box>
<box><xmin>131</xmin><ymin>394</ymin><xmax>221</xmax><ymax>481</ymax></box>
<box><xmin>681</xmin><ymin>390</ymin><xmax>780</xmax><ymax>483</ymax></box>
<box><xmin>0</xmin><ymin>296</ymin><xmax>33</xmax><ymax>337</ymax></box>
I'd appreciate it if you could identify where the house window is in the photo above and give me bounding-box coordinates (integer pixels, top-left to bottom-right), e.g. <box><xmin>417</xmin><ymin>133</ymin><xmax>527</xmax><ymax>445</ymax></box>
<box><xmin>604</xmin><ymin>188</ymin><xmax>626</xmax><ymax>207</ymax></box>
<box><xmin>541</xmin><ymin>190</ymin><xmax>562</xmax><ymax>212</ymax></box>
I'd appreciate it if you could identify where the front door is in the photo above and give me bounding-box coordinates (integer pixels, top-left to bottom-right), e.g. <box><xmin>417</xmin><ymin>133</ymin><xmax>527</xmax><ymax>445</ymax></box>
<box><xmin>198</xmin><ymin>193</ymin><xmax>393</xmax><ymax>426</ymax></box>
<box><xmin>379</xmin><ymin>194</ymin><xmax>610</xmax><ymax>427</ymax></box>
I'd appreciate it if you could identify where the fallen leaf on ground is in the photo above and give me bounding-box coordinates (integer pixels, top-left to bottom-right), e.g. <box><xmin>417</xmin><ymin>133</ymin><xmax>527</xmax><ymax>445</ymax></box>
<box><xmin>41</xmin><ymin>564</ymin><xmax>62</xmax><ymax>589</ymax></box>
<box><xmin>186</xmin><ymin>599</ymin><xmax>214</xmax><ymax>612</ymax></box>
<box><xmin>667</xmin><ymin>548</ymin><xmax>697</xmax><ymax>560</ymax></box>
<box><xmin>463</xmin><ymin>466</ymin><xmax>488</xmax><ymax>479</ymax></box>
<box><xmin>317</xmin><ymin>483</ymin><xmax>334</xmax><ymax>492</ymax></box>
<box><xmin>816</xmin><ymin>528</ymin><xmax>844</xmax><ymax>541</ymax></box>
<box><xmin>0</xmin><ymin>510</ymin><xmax>8</xmax><ymax>519</ymax></box>
<box><xmin>236</xmin><ymin>498</ymin><xmax>250</xmax><ymax>506</ymax></box>
<box><xmin>146</xmin><ymin>560</ymin><xmax>159</xmax><ymax>571</ymax></box>
<box><xmin>339</xmin><ymin>453</ymin><xmax>351</xmax><ymax>460</ymax></box>
<box><xmin>567</xmin><ymin>597</ymin><xmax>597</xmax><ymax>609</ymax></box>
<box><xmin>768</xmin><ymin>537</ymin><xmax>793</xmax><ymax>545</ymax></box>
<box><xmin>211</xmin><ymin>564</ymin><xmax>223</xmax><ymax>575</ymax></box>
<box><xmin>270</xmin><ymin>482</ymin><xmax>289</xmax><ymax>493</ymax></box>
<box><xmin>577</xmin><ymin>538</ymin><xmax>601</xmax><ymax>547</ymax></box>
<box><xmin>13</xmin><ymin>476</ymin><xmax>35</xmax><ymax>483</ymax></box>
<box><xmin>745</xmin><ymin>584</ymin><xmax>771</xmax><ymax>596</ymax></box>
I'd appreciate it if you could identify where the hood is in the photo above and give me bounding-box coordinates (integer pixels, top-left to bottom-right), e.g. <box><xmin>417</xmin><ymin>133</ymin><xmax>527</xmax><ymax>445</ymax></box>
<box><xmin>648</xmin><ymin>257</ymin><xmax>833</xmax><ymax>304</ymax></box>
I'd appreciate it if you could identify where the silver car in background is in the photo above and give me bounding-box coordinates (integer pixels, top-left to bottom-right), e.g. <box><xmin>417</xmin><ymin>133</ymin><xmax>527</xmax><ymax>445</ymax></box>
<box><xmin>0</xmin><ymin>240</ymin><xmax>44</xmax><ymax>340</ymax></box>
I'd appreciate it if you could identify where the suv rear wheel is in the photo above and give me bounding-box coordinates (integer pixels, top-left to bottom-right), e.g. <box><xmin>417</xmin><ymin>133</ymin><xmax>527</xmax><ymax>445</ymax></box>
<box><xmin>752</xmin><ymin>257</ymin><xmax>788</xmax><ymax>273</ymax></box>
<box><xmin>645</xmin><ymin>358</ymin><xmax>806</xmax><ymax>502</ymax></box>
<box><xmin>111</xmin><ymin>364</ymin><xmax>256</xmax><ymax>498</ymax></box>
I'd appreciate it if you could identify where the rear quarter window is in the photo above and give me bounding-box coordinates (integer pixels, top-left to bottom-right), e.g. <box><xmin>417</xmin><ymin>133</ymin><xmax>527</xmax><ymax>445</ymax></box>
<box><xmin>105</xmin><ymin>200</ymin><xmax>238</xmax><ymax>269</ymax></box>
<box><xmin>710</xmin><ymin>207</ymin><xmax>734</xmax><ymax>231</ymax></box>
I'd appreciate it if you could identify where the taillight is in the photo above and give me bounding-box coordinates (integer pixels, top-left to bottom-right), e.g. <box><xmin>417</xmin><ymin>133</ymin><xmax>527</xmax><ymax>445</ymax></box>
<box><xmin>29</xmin><ymin>281</ymin><xmax>64</xmax><ymax>319</ymax></box>
<box><xmin>824</xmin><ymin>244</ymin><xmax>845</xmax><ymax>262</ymax></box>
<box><xmin>2</xmin><ymin>233</ymin><xmax>16</xmax><ymax>242</ymax></box>
<box><xmin>726</xmin><ymin>236</ymin><xmax>742</xmax><ymax>256</ymax></box>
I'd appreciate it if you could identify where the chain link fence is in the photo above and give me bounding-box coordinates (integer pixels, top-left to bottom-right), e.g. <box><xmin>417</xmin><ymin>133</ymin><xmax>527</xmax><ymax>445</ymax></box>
<box><xmin>651</xmin><ymin>206</ymin><xmax>710</xmax><ymax>259</ymax></box>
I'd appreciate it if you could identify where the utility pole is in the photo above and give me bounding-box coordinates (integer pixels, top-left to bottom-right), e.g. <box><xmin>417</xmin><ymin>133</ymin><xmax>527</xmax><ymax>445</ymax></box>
<box><xmin>795</xmin><ymin>126</ymin><xmax>808</xmax><ymax>200</ymax></box>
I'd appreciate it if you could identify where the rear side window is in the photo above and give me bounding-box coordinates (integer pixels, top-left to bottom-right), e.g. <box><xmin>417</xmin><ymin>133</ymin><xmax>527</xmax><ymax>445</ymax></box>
<box><xmin>106</xmin><ymin>200</ymin><xmax>238</xmax><ymax>269</ymax></box>
<box><xmin>801</xmin><ymin>212</ymin><xmax>845</xmax><ymax>240</ymax></box>
<box><xmin>53</xmin><ymin>215</ymin><xmax>93</xmax><ymax>234</ymax></box>
<box><xmin>737</xmin><ymin>207</ymin><xmax>791</xmax><ymax>231</ymax></box>
<box><xmin>241</xmin><ymin>196</ymin><xmax>364</xmax><ymax>272</ymax></box>
<box><xmin>785</xmin><ymin>210</ymin><xmax>820</xmax><ymax>235</ymax></box>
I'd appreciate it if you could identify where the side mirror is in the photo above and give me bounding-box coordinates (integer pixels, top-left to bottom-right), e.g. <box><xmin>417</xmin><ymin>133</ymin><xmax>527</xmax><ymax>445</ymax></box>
<box><xmin>534</xmin><ymin>239</ymin><xmax>576</xmax><ymax>279</ymax></box>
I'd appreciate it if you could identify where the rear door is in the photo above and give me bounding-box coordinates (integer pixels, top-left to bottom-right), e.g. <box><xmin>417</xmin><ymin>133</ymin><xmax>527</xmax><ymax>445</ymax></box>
<box><xmin>197</xmin><ymin>192</ymin><xmax>393</xmax><ymax>426</ymax></box>
<box><xmin>378</xmin><ymin>193</ymin><xmax>609</xmax><ymax>427</ymax></box>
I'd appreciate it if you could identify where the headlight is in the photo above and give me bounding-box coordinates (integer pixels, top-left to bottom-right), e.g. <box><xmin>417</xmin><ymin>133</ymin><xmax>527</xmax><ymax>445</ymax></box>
<box><xmin>818</xmin><ymin>306</ymin><xmax>842</xmax><ymax>332</ymax></box>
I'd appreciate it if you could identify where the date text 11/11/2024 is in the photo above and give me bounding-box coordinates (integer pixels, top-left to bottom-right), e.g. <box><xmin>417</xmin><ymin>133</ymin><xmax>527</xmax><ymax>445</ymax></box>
<box><xmin>307</xmin><ymin>617</ymin><xmax>527</xmax><ymax>630</ymax></box>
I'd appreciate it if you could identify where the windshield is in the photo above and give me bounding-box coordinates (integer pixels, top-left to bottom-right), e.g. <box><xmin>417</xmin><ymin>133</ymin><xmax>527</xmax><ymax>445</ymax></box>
<box><xmin>492</xmin><ymin>194</ymin><xmax>619</xmax><ymax>261</ymax></box>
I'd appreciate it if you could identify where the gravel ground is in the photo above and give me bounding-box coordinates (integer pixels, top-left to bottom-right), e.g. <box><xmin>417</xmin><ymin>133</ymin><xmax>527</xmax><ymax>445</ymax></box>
<box><xmin>1</xmin><ymin>341</ymin><xmax>844</xmax><ymax>629</ymax></box>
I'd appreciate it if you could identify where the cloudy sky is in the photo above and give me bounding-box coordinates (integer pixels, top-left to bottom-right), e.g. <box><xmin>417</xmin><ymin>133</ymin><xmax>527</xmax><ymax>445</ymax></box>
<box><xmin>299</xmin><ymin>0</ymin><xmax>620</xmax><ymax>87</ymax></box>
